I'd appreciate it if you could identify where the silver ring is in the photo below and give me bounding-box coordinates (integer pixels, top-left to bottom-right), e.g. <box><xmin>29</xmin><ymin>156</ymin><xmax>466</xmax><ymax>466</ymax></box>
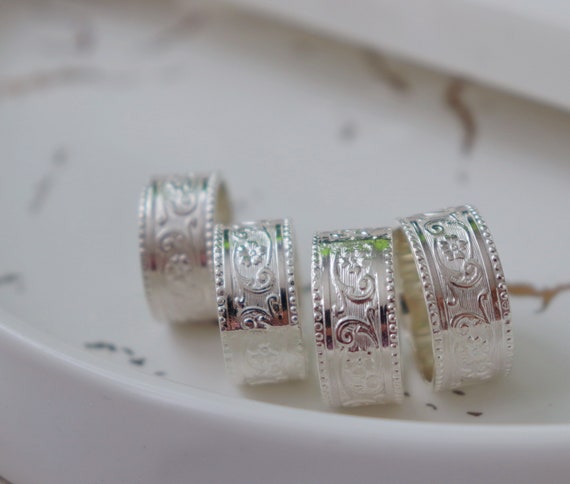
<box><xmin>139</xmin><ymin>173</ymin><xmax>231</xmax><ymax>324</ymax></box>
<box><xmin>394</xmin><ymin>204</ymin><xmax>513</xmax><ymax>391</ymax></box>
<box><xmin>213</xmin><ymin>219</ymin><xmax>307</xmax><ymax>385</ymax></box>
<box><xmin>311</xmin><ymin>228</ymin><xmax>403</xmax><ymax>407</ymax></box>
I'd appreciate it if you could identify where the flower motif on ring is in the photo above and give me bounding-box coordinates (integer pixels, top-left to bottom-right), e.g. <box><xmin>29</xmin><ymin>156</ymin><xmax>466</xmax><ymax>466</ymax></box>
<box><xmin>236</xmin><ymin>240</ymin><xmax>267</xmax><ymax>268</ymax></box>
<box><xmin>246</xmin><ymin>342</ymin><xmax>281</xmax><ymax>375</ymax></box>
<box><xmin>164</xmin><ymin>179</ymin><xmax>197</xmax><ymax>214</ymax></box>
<box><xmin>439</xmin><ymin>235</ymin><xmax>468</xmax><ymax>262</ymax></box>
<box><xmin>164</xmin><ymin>253</ymin><xmax>192</xmax><ymax>282</ymax></box>
<box><xmin>337</xmin><ymin>244</ymin><xmax>373</xmax><ymax>276</ymax></box>
<box><xmin>343</xmin><ymin>352</ymin><xmax>383</xmax><ymax>395</ymax></box>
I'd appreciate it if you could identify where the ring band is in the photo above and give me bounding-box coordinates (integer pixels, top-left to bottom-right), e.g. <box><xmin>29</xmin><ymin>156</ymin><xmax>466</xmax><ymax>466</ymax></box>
<box><xmin>213</xmin><ymin>219</ymin><xmax>307</xmax><ymax>385</ymax></box>
<box><xmin>139</xmin><ymin>173</ymin><xmax>231</xmax><ymax>324</ymax></box>
<box><xmin>312</xmin><ymin>228</ymin><xmax>403</xmax><ymax>407</ymax></box>
<box><xmin>394</xmin><ymin>204</ymin><xmax>513</xmax><ymax>391</ymax></box>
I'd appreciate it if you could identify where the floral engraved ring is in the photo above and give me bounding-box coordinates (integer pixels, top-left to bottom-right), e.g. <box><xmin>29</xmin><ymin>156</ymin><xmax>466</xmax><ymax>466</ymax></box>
<box><xmin>139</xmin><ymin>173</ymin><xmax>231</xmax><ymax>324</ymax></box>
<box><xmin>394</xmin><ymin>205</ymin><xmax>513</xmax><ymax>391</ymax></box>
<box><xmin>311</xmin><ymin>228</ymin><xmax>403</xmax><ymax>407</ymax></box>
<box><xmin>213</xmin><ymin>219</ymin><xmax>307</xmax><ymax>385</ymax></box>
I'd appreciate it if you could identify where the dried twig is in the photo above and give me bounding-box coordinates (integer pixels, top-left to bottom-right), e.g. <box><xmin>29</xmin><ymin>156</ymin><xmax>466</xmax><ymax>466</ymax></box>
<box><xmin>362</xmin><ymin>48</ymin><xmax>409</xmax><ymax>92</ymax></box>
<box><xmin>0</xmin><ymin>67</ymin><xmax>101</xmax><ymax>99</ymax></box>
<box><xmin>509</xmin><ymin>282</ymin><xmax>570</xmax><ymax>312</ymax></box>
<box><xmin>445</xmin><ymin>78</ymin><xmax>477</xmax><ymax>154</ymax></box>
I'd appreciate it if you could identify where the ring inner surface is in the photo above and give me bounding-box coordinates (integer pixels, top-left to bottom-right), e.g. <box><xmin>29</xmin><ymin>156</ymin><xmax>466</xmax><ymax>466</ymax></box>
<box><xmin>215</xmin><ymin>181</ymin><xmax>232</xmax><ymax>224</ymax></box>
<box><xmin>394</xmin><ymin>228</ymin><xmax>434</xmax><ymax>382</ymax></box>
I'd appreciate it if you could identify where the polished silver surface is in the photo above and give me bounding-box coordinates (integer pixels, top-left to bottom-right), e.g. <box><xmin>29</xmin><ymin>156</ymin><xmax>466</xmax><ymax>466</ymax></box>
<box><xmin>139</xmin><ymin>173</ymin><xmax>231</xmax><ymax>324</ymax></box>
<box><xmin>213</xmin><ymin>219</ymin><xmax>306</xmax><ymax>385</ymax></box>
<box><xmin>395</xmin><ymin>204</ymin><xmax>513</xmax><ymax>391</ymax></box>
<box><xmin>312</xmin><ymin>228</ymin><xmax>403</xmax><ymax>407</ymax></box>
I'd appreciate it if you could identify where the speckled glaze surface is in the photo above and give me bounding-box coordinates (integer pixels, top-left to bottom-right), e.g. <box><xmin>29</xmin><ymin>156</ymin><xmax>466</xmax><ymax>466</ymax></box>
<box><xmin>1</xmin><ymin>1</ymin><xmax>570</xmax><ymax>483</ymax></box>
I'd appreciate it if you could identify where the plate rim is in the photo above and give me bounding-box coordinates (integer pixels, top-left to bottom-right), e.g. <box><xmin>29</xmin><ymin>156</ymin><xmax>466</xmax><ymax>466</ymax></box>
<box><xmin>1</xmin><ymin>305</ymin><xmax>568</xmax><ymax>443</ymax></box>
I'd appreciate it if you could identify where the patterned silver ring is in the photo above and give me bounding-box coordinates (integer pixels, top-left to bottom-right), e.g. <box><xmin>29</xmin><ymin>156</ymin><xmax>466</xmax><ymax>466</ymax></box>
<box><xmin>213</xmin><ymin>219</ymin><xmax>307</xmax><ymax>385</ymax></box>
<box><xmin>394</xmin><ymin>204</ymin><xmax>513</xmax><ymax>391</ymax></box>
<box><xmin>311</xmin><ymin>228</ymin><xmax>403</xmax><ymax>407</ymax></box>
<box><xmin>139</xmin><ymin>173</ymin><xmax>231</xmax><ymax>324</ymax></box>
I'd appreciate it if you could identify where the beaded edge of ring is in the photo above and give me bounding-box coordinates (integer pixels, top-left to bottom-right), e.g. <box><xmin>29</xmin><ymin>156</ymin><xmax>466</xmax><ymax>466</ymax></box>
<box><xmin>283</xmin><ymin>218</ymin><xmax>307</xmax><ymax>378</ymax></box>
<box><xmin>396</xmin><ymin>217</ymin><xmax>446</xmax><ymax>392</ymax></box>
<box><xmin>213</xmin><ymin>223</ymin><xmax>236</xmax><ymax>381</ymax></box>
<box><xmin>282</xmin><ymin>219</ymin><xmax>300</xmax><ymax>328</ymax></box>
<box><xmin>465</xmin><ymin>204</ymin><xmax>514</xmax><ymax>376</ymax></box>
<box><xmin>311</xmin><ymin>233</ymin><xmax>332</xmax><ymax>405</ymax></box>
<box><xmin>204</xmin><ymin>172</ymin><xmax>221</xmax><ymax>273</ymax></box>
<box><xmin>384</xmin><ymin>228</ymin><xmax>404</xmax><ymax>403</ymax></box>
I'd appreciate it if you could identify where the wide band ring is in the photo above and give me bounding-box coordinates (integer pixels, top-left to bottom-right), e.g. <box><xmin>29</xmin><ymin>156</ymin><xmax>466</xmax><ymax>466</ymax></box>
<box><xmin>213</xmin><ymin>219</ymin><xmax>307</xmax><ymax>385</ymax></box>
<box><xmin>394</xmin><ymin>204</ymin><xmax>513</xmax><ymax>391</ymax></box>
<box><xmin>311</xmin><ymin>228</ymin><xmax>403</xmax><ymax>407</ymax></box>
<box><xmin>139</xmin><ymin>173</ymin><xmax>231</xmax><ymax>324</ymax></box>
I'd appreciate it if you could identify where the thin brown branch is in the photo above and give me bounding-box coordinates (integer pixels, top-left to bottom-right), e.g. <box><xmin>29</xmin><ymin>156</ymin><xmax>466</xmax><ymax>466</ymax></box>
<box><xmin>362</xmin><ymin>48</ymin><xmax>410</xmax><ymax>92</ymax></box>
<box><xmin>0</xmin><ymin>67</ymin><xmax>101</xmax><ymax>99</ymax></box>
<box><xmin>445</xmin><ymin>78</ymin><xmax>477</xmax><ymax>154</ymax></box>
<box><xmin>509</xmin><ymin>282</ymin><xmax>570</xmax><ymax>312</ymax></box>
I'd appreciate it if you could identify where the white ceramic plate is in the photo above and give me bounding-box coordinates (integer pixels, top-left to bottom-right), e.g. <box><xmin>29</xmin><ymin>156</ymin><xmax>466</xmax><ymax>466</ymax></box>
<box><xmin>1</xmin><ymin>1</ymin><xmax>569</xmax><ymax>482</ymax></box>
<box><xmin>225</xmin><ymin>0</ymin><xmax>570</xmax><ymax>111</ymax></box>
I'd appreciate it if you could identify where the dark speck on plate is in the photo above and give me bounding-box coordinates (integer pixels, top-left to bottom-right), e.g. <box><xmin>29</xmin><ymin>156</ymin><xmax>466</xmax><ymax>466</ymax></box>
<box><xmin>467</xmin><ymin>411</ymin><xmax>483</xmax><ymax>417</ymax></box>
<box><xmin>0</xmin><ymin>273</ymin><xmax>21</xmax><ymax>286</ymax></box>
<box><xmin>122</xmin><ymin>346</ymin><xmax>135</xmax><ymax>356</ymax></box>
<box><xmin>338</xmin><ymin>121</ymin><xmax>357</xmax><ymax>142</ymax></box>
<box><xmin>85</xmin><ymin>341</ymin><xmax>116</xmax><ymax>352</ymax></box>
